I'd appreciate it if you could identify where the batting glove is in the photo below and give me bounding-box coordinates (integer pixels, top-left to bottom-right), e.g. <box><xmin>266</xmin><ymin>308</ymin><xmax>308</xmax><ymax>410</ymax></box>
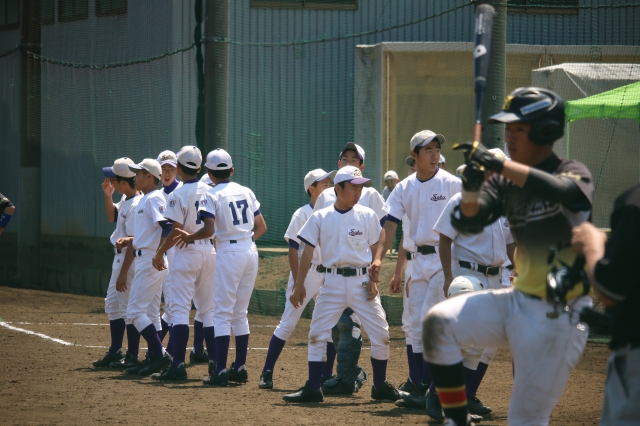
<box><xmin>453</xmin><ymin>141</ymin><xmax>505</xmax><ymax>173</ymax></box>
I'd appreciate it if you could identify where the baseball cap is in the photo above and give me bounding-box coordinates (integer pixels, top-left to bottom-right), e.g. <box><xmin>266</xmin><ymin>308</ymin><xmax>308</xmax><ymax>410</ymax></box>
<box><xmin>177</xmin><ymin>146</ymin><xmax>202</xmax><ymax>169</ymax></box>
<box><xmin>334</xmin><ymin>165</ymin><xmax>372</xmax><ymax>187</ymax></box>
<box><xmin>102</xmin><ymin>157</ymin><xmax>136</xmax><ymax>178</ymax></box>
<box><xmin>439</xmin><ymin>154</ymin><xmax>446</xmax><ymax>164</ymax></box>
<box><xmin>129</xmin><ymin>158</ymin><xmax>162</xmax><ymax>181</ymax></box>
<box><xmin>304</xmin><ymin>169</ymin><xmax>337</xmax><ymax>192</ymax></box>
<box><xmin>205</xmin><ymin>148</ymin><xmax>233</xmax><ymax>170</ymax></box>
<box><xmin>409</xmin><ymin>130</ymin><xmax>445</xmax><ymax>151</ymax></box>
<box><xmin>383</xmin><ymin>170</ymin><xmax>399</xmax><ymax>181</ymax></box>
<box><xmin>339</xmin><ymin>142</ymin><xmax>365</xmax><ymax>164</ymax></box>
<box><xmin>157</xmin><ymin>150</ymin><xmax>178</xmax><ymax>167</ymax></box>
<box><xmin>405</xmin><ymin>156</ymin><xmax>415</xmax><ymax>167</ymax></box>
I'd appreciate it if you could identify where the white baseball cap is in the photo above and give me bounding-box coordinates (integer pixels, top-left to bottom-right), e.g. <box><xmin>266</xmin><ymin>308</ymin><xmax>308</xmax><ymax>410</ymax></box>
<box><xmin>334</xmin><ymin>165</ymin><xmax>372</xmax><ymax>187</ymax></box>
<box><xmin>177</xmin><ymin>146</ymin><xmax>202</xmax><ymax>169</ymax></box>
<box><xmin>205</xmin><ymin>148</ymin><xmax>233</xmax><ymax>170</ymax></box>
<box><xmin>102</xmin><ymin>157</ymin><xmax>136</xmax><ymax>178</ymax></box>
<box><xmin>409</xmin><ymin>130</ymin><xmax>445</xmax><ymax>151</ymax></box>
<box><xmin>405</xmin><ymin>156</ymin><xmax>415</xmax><ymax>167</ymax></box>
<box><xmin>157</xmin><ymin>150</ymin><xmax>178</xmax><ymax>167</ymax></box>
<box><xmin>439</xmin><ymin>154</ymin><xmax>446</xmax><ymax>164</ymax></box>
<box><xmin>200</xmin><ymin>173</ymin><xmax>215</xmax><ymax>187</ymax></box>
<box><xmin>129</xmin><ymin>158</ymin><xmax>163</xmax><ymax>181</ymax></box>
<box><xmin>383</xmin><ymin>170</ymin><xmax>399</xmax><ymax>181</ymax></box>
<box><xmin>304</xmin><ymin>169</ymin><xmax>337</xmax><ymax>192</ymax></box>
<box><xmin>339</xmin><ymin>142</ymin><xmax>365</xmax><ymax>164</ymax></box>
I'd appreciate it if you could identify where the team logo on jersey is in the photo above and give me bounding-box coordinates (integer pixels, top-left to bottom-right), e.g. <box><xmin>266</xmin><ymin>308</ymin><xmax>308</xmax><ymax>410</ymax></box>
<box><xmin>159</xmin><ymin>206</ymin><xmax>165</xmax><ymax>213</ymax></box>
<box><xmin>169</xmin><ymin>200</ymin><xmax>176</xmax><ymax>207</ymax></box>
<box><xmin>201</xmin><ymin>199</ymin><xmax>207</xmax><ymax>206</ymax></box>
<box><xmin>503</xmin><ymin>218</ymin><xmax>509</xmax><ymax>228</ymax></box>
<box><xmin>120</xmin><ymin>212</ymin><xmax>126</xmax><ymax>219</ymax></box>
<box><xmin>348</xmin><ymin>229</ymin><xmax>363</xmax><ymax>236</ymax></box>
<box><xmin>137</xmin><ymin>209</ymin><xmax>144</xmax><ymax>215</ymax></box>
<box><xmin>431</xmin><ymin>194</ymin><xmax>446</xmax><ymax>201</ymax></box>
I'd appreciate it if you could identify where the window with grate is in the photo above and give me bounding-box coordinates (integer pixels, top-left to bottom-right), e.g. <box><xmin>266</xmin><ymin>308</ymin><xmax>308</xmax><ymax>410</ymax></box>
<box><xmin>0</xmin><ymin>0</ymin><xmax>19</xmax><ymax>31</ymax></box>
<box><xmin>96</xmin><ymin>0</ymin><xmax>127</xmax><ymax>17</ymax></box>
<box><xmin>250</xmin><ymin>0</ymin><xmax>357</xmax><ymax>10</ymax></box>
<box><xmin>58</xmin><ymin>0</ymin><xmax>88</xmax><ymax>22</ymax></box>
<box><xmin>508</xmin><ymin>0</ymin><xmax>579</xmax><ymax>15</ymax></box>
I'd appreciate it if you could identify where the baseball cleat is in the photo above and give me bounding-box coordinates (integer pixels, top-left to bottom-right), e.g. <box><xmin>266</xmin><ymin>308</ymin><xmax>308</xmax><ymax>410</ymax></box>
<box><xmin>151</xmin><ymin>363</ymin><xmax>187</xmax><ymax>381</ymax></box>
<box><xmin>138</xmin><ymin>352</ymin><xmax>172</xmax><ymax>376</ymax></box>
<box><xmin>397</xmin><ymin>382</ymin><xmax>428</xmax><ymax>408</ymax></box>
<box><xmin>426</xmin><ymin>391</ymin><xmax>444</xmax><ymax>421</ymax></box>
<box><xmin>109</xmin><ymin>351</ymin><xmax>140</xmax><ymax>369</ymax></box>
<box><xmin>398</xmin><ymin>377</ymin><xmax>419</xmax><ymax>394</ymax></box>
<box><xmin>202</xmin><ymin>369</ymin><xmax>229</xmax><ymax>387</ymax></box>
<box><xmin>227</xmin><ymin>362</ymin><xmax>248</xmax><ymax>383</ymax></box>
<box><xmin>258</xmin><ymin>370</ymin><xmax>273</xmax><ymax>390</ymax></box>
<box><xmin>93</xmin><ymin>349</ymin><xmax>125</xmax><ymax>368</ymax></box>
<box><xmin>371</xmin><ymin>381</ymin><xmax>401</xmax><ymax>402</ymax></box>
<box><xmin>282</xmin><ymin>381</ymin><xmax>324</xmax><ymax>403</ymax></box>
<box><xmin>468</xmin><ymin>394</ymin><xmax>492</xmax><ymax>415</ymax></box>
<box><xmin>189</xmin><ymin>347</ymin><xmax>209</xmax><ymax>364</ymax></box>
<box><xmin>125</xmin><ymin>357</ymin><xmax>151</xmax><ymax>375</ymax></box>
<box><xmin>322</xmin><ymin>376</ymin><xmax>359</xmax><ymax>395</ymax></box>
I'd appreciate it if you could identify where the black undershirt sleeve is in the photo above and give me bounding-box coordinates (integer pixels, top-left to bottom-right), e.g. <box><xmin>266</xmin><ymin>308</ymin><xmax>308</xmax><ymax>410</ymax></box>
<box><xmin>523</xmin><ymin>167</ymin><xmax>589</xmax><ymax>207</ymax></box>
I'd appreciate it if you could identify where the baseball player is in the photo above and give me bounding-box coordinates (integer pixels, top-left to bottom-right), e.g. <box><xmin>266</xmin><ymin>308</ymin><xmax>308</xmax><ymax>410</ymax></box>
<box><xmin>258</xmin><ymin>169</ymin><xmax>334</xmax><ymax>390</ymax></box>
<box><xmin>149</xmin><ymin>146</ymin><xmax>216</xmax><ymax>380</ymax></box>
<box><xmin>0</xmin><ymin>192</ymin><xmax>15</xmax><ymax>237</ymax></box>
<box><xmin>283</xmin><ymin>166</ymin><xmax>400</xmax><ymax>403</ymax></box>
<box><xmin>175</xmin><ymin>148</ymin><xmax>267</xmax><ymax>387</ymax></box>
<box><xmin>422</xmin><ymin>87</ymin><xmax>593</xmax><ymax>426</ymax></box>
<box><xmin>382</xmin><ymin>170</ymin><xmax>399</xmax><ymax>201</ymax></box>
<box><xmin>120</xmin><ymin>158</ymin><xmax>173</xmax><ymax>376</ymax></box>
<box><xmin>439</xmin><ymin>154</ymin><xmax>447</xmax><ymax>171</ymax></box>
<box><xmin>370</xmin><ymin>130</ymin><xmax>461</xmax><ymax>409</ymax></box>
<box><xmin>200</xmin><ymin>173</ymin><xmax>214</xmax><ymax>187</ymax></box>
<box><xmin>388</xmin><ymin>157</ymin><xmax>418</xmax><ymax>392</ymax></box>
<box><xmin>313</xmin><ymin>142</ymin><xmax>387</xmax><ymax>395</ymax></box>
<box><xmin>92</xmin><ymin>158</ymin><xmax>142</xmax><ymax>369</ymax></box>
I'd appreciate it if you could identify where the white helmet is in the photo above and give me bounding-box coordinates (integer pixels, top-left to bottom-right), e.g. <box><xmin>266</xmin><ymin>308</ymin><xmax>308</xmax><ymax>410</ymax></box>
<box><xmin>447</xmin><ymin>275</ymin><xmax>485</xmax><ymax>299</ymax></box>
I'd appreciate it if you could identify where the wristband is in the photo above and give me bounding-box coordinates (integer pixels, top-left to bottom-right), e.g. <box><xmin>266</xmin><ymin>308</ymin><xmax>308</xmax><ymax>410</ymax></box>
<box><xmin>0</xmin><ymin>213</ymin><xmax>12</xmax><ymax>228</ymax></box>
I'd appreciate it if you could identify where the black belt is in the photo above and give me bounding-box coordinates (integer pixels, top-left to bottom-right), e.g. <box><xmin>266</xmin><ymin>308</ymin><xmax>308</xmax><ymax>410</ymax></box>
<box><xmin>416</xmin><ymin>245</ymin><xmax>436</xmax><ymax>255</ymax></box>
<box><xmin>189</xmin><ymin>239</ymin><xmax>214</xmax><ymax>245</ymax></box>
<box><xmin>506</xmin><ymin>264</ymin><xmax>514</xmax><ymax>271</ymax></box>
<box><xmin>405</xmin><ymin>251</ymin><xmax>416</xmax><ymax>261</ymax></box>
<box><xmin>325</xmin><ymin>266</ymin><xmax>368</xmax><ymax>277</ymax></box>
<box><xmin>133</xmin><ymin>249</ymin><xmax>142</xmax><ymax>257</ymax></box>
<box><xmin>114</xmin><ymin>247</ymin><xmax>122</xmax><ymax>254</ymax></box>
<box><xmin>459</xmin><ymin>261</ymin><xmax>501</xmax><ymax>276</ymax></box>
<box><xmin>315</xmin><ymin>265</ymin><xmax>327</xmax><ymax>273</ymax></box>
<box><xmin>230</xmin><ymin>238</ymin><xmax>254</xmax><ymax>244</ymax></box>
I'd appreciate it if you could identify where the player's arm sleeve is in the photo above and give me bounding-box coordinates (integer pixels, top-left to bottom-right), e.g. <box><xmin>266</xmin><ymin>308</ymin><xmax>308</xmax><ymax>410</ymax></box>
<box><xmin>369</xmin><ymin>190</ymin><xmax>387</xmax><ymax>221</ymax></box>
<box><xmin>593</xmin><ymin>205</ymin><xmax>640</xmax><ymax>302</ymax></box>
<box><xmin>312</xmin><ymin>190</ymin><xmax>328</xmax><ymax>213</ymax></box>
<box><xmin>367</xmin><ymin>212</ymin><xmax>383</xmax><ymax>246</ymax></box>
<box><xmin>433</xmin><ymin>197</ymin><xmax>459</xmax><ymax>241</ymax></box>
<box><xmin>163</xmin><ymin>193</ymin><xmax>184</xmax><ymax>225</ymax></box>
<box><xmin>298</xmin><ymin>213</ymin><xmax>320</xmax><ymax>248</ymax></box>
<box><xmin>384</xmin><ymin>184</ymin><xmax>406</xmax><ymax>225</ymax></box>
<box><xmin>455</xmin><ymin>176</ymin><xmax>504</xmax><ymax>229</ymax></box>
<box><xmin>0</xmin><ymin>194</ymin><xmax>14</xmax><ymax>212</ymax></box>
<box><xmin>523</xmin><ymin>161</ymin><xmax>593</xmax><ymax>212</ymax></box>
<box><xmin>248</xmin><ymin>189</ymin><xmax>261</xmax><ymax>217</ymax></box>
<box><xmin>124</xmin><ymin>200</ymin><xmax>138</xmax><ymax>236</ymax></box>
<box><xmin>284</xmin><ymin>209</ymin><xmax>303</xmax><ymax>247</ymax></box>
<box><xmin>197</xmin><ymin>193</ymin><xmax>216</xmax><ymax>220</ymax></box>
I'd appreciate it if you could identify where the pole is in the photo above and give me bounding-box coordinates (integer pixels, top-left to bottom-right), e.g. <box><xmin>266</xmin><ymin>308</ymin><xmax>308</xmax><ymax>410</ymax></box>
<box><xmin>18</xmin><ymin>0</ymin><xmax>42</xmax><ymax>286</ymax></box>
<box><xmin>204</xmin><ymin>0</ymin><xmax>230</xmax><ymax>153</ymax></box>
<box><xmin>481</xmin><ymin>0</ymin><xmax>506</xmax><ymax>149</ymax></box>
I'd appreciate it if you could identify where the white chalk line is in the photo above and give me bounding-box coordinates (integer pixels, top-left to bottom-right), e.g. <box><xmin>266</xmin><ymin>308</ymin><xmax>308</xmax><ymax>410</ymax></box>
<box><xmin>3</xmin><ymin>321</ymin><xmax>278</xmax><ymax>328</ymax></box>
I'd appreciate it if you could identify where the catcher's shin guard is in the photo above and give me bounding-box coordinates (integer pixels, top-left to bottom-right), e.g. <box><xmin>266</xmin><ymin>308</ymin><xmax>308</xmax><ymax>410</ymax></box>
<box><xmin>327</xmin><ymin>308</ymin><xmax>367</xmax><ymax>393</ymax></box>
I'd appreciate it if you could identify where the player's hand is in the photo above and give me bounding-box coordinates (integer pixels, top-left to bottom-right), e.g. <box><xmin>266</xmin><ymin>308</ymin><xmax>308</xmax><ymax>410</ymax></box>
<box><xmin>289</xmin><ymin>284</ymin><xmax>306</xmax><ymax>309</ymax></box>
<box><xmin>367</xmin><ymin>280</ymin><xmax>379</xmax><ymax>300</ymax></box>
<box><xmin>152</xmin><ymin>252</ymin><xmax>166</xmax><ymax>271</ymax></box>
<box><xmin>459</xmin><ymin>162</ymin><xmax>486</xmax><ymax>193</ymax></box>
<box><xmin>102</xmin><ymin>178</ymin><xmax>115</xmax><ymax>196</ymax></box>
<box><xmin>369</xmin><ymin>259</ymin><xmax>382</xmax><ymax>283</ymax></box>
<box><xmin>389</xmin><ymin>273</ymin><xmax>402</xmax><ymax>294</ymax></box>
<box><xmin>443</xmin><ymin>275</ymin><xmax>454</xmax><ymax>298</ymax></box>
<box><xmin>405</xmin><ymin>276</ymin><xmax>411</xmax><ymax>297</ymax></box>
<box><xmin>115</xmin><ymin>237</ymin><xmax>131</xmax><ymax>250</ymax></box>
<box><xmin>453</xmin><ymin>141</ymin><xmax>505</xmax><ymax>173</ymax></box>
<box><xmin>115</xmin><ymin>273</ymin><xmax>128</xmax><ymax>292</ymax></box>
<box><xmin>173</xmin><ymin>229</ymin><xmax>192</xmax><ymax>249</ymax></box>
<box><xmin>571</xmin><ymin>222</ymin><xmax>607</xmax><ymax>255</ymax></box>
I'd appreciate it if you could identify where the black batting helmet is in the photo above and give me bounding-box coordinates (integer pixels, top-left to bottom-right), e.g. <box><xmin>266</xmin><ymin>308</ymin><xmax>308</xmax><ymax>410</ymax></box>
<box><xmin>489</xmin><ymin>87</ymin><xmax>565</xmax><ymax>145</ymax></box>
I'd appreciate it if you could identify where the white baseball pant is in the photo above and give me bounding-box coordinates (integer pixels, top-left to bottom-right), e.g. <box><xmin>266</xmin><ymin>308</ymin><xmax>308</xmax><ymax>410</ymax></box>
<box><xmin>168</xmin><ymin>242</ymin><xmax>216</xmax><ymax>327</ymax></box>
<box><xmin>274</xmin><ymin>266</ymin><xmax>325</xmax><ymax>341</ymax></box>
<box><xmin>127</xmin><ymin>251</ymin><xmax>168</xmax><ymax>332</ymax></box>
<box><xmin>401</xmin><ymin>259</ymin><xmax>414</xmax><ymax>345</ymax></box>
<box><xmin>161</xmin><ymin>247</ymin><xmax>175</xmax><ymax>326</ymax></box>
<box><xmin>409</xmin><ymin>252</ymin><xmax>445</xmax><ymax>354</ymax></box>
<box><xmin>105</xmin><ymin>249</ymin><xmax>134</xmax><ymax>322</ymax></box>
<box><xmin>308</xmin><ymin>272</ymin><xmax>390</xmax><ymax>362</ymax></box>
<box><xmin>212</xmin><ymin>239</ymin><xmax>259</xmax><ymax>337</ymax></box>
<box><xmin>423</xmin><ymin>287</ymin><xmax>591</xmax><ymax>426</ymax></box>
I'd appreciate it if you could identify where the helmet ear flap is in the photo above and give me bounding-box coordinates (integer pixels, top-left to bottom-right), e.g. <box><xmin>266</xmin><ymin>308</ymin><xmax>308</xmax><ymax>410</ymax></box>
<box><xmin>529</xmin><ymin>118</ymin><xmax>564</xmax><ymax>145</ymax></box>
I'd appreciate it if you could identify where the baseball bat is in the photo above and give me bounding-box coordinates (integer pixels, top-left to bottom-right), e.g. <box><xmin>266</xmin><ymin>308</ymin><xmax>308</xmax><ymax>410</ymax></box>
<box><xmin>472</xmin><ymin>3</ymin><xmax>495</xmax><ymax>145</ymax></box>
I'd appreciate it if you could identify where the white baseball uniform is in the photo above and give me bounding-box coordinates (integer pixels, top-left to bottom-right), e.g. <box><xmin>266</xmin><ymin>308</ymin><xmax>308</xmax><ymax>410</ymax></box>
<box><xmin>198</xmin><ymin>181</ymin><xmax>260</xmax><ymax>337</ymax></box>
<box><xmin>159</xmin><ymin>181</ymin><xmax>183</xmax><ymax>327</ymax></box>
<box><xmin>127</xmin><ymin>189</ymin><xmax>169</xmax><ymax>332</ymax></box>
<box><xmin>105</xmin><ymin>193</ymin><xmax>141</xmax><ymax>322</ymax></box>
<box><xmin>383</xmin><ymin>169</ymin><xmax>461</xmax><ymax>354</ymax></box>
<box><xmin>273</xmin><ymin>203</ymin><xmax>325</xmax><ymax>341</ymax></box>
<box><xmin>298</xmin><ymin>204</ymin><xmax>390</xmax><ymax>362</ymax></box>
<box><xmin>500</xmin><ymin>217</ymin><xmax>515</xmax><ymax>287</ymax></box>
<box><xmin>401</xmin><ymin>215</ymin><xmax>416</xmax><ymax>345</ymax></box>
<box><xmin>164</xmin><ymin>179</ymin><xmax>216</xmax><ymax>328</ymax></box>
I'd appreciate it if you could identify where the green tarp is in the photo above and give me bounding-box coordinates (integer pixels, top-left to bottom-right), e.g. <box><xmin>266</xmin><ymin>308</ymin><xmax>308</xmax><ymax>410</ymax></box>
<box><xmin>565</xmin><ymin>81</ymin><xmax>640</xmax><ymax>123</ymax></box>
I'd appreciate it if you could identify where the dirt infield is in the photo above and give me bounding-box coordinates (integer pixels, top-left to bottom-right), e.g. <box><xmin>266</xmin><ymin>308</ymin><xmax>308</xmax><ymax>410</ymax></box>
<box><xmin>0</xmin><ymin>286</ymin><xmax>608</xmax><ymax>425</ymax></box>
